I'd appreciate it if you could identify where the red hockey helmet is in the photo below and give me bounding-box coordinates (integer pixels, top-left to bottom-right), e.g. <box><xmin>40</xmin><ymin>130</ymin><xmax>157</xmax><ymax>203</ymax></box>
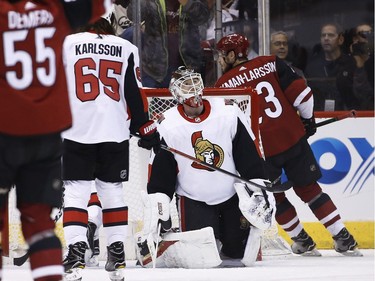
<box><xmin>216</xmin><ymin>33</ymin><xmax>250</xmax><ymax>58</ymax></box>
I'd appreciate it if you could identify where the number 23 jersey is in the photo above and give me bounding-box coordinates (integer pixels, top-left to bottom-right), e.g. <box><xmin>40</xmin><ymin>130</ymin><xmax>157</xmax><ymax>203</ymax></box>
<box><xmin>215</xmin><ymin>55</ymin><xmax>312</xmax><ymax>157</ymax></box>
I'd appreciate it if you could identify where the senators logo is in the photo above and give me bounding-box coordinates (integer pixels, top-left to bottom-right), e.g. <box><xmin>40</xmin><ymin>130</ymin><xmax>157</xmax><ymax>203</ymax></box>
<box><xmin>191</xmin><ymin>131</ymin><xmax>224</xmax><ymax>171</ymax></box>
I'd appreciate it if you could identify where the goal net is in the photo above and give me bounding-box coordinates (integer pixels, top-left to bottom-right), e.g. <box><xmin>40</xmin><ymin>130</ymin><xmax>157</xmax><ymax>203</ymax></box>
<box><xmin>3</xmin><ymin>87</ymin><xmax>290</xmax><ymax>264</ymax></box>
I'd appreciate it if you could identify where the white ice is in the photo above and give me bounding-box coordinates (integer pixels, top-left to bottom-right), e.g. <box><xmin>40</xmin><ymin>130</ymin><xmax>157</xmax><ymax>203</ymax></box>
<box><xmin>2</xmin><ymin>250</ymin><xmax>374</xmax><ymax>281</ymax></box>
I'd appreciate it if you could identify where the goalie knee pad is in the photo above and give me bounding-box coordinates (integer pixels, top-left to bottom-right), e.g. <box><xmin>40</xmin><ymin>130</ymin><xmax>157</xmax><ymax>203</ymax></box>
<box><xmin>162</xmin><ymin>227</ymin><xmax>222</xmax><ymax>268</ymax></box>
<box><xmin>234</xmin><ymin>180</ymin><xmax>276</xmax><ymax>230</ymax></box>
<box><xmin>137</xmin><ymin>227</ymin><xmax>222</xmax><ymax>269</ymax></box>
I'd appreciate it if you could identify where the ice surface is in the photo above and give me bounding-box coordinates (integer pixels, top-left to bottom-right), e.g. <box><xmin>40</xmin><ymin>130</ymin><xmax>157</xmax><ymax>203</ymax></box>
<box><xmin>2</xmin><ymin>250</ymin><xmax>374</xmax><ymax>281</ymax></box>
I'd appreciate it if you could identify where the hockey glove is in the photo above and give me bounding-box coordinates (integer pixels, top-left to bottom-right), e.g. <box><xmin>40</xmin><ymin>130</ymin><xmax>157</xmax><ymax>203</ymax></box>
<box><xmin>234</xmin><ymin>180</ymin><xmax>276</xmax><ymax>230</ymax></box>
<box><xmin>138</xmin><ymin>120</ymin><xmax>161</xmax><ymax>153</ymax></box>
<box><xmin>300</xmin><ymin>116</ymin><xmax>317</xmax><ymax>138</ymax></box>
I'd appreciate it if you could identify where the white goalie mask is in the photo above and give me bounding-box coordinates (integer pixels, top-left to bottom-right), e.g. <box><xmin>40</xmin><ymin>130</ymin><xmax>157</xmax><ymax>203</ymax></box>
<box><xmin>169</xmin><ymin>67</ymin><xmax>204</xmax><ymax>108</ymax></box>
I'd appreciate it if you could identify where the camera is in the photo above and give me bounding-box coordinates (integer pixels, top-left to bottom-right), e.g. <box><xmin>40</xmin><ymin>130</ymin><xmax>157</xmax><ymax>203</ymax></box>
<box><xmin>352</xmin><ymin>42</ymin><xmax>369</xmax><ymax>56</ymax></box>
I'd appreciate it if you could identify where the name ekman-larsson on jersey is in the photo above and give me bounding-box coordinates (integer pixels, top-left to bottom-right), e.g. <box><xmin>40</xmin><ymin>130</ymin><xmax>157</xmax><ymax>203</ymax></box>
<box><xmin>218</xmin><ymin>61</ymin><xmax>277</xmax><ymax>88</ymax></box>
<box><xmin>75</xmin><ymin>43</ymin><xmax>122</xmax><ymax>57</ymax></box>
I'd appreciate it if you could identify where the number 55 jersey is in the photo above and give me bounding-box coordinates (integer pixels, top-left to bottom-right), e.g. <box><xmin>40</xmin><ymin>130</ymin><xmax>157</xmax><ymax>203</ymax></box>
<box><xmin>0</xmin><ymin>0</ymin><xmax>112</xmax><ymax>136</ymax></box>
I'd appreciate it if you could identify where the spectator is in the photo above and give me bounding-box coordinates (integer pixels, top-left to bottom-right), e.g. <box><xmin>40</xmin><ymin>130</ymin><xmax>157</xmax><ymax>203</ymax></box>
<box><xmin>305</xmin><ymin>23</ymin><xmax>361</xmax><ymax>111</ymax></box>
<box><xmin>215</xmin><ymin>33</ymin><xmax>360</xmax><ymax>257</ymax></box>
<box><xmin>127</xmin><ymin>0</ymin><xmax>210</xmax><ymax>88</ymax></box>
<box><xmin>112</xmin><ymin>0</ymin><xmax>133</xmax><ymax>35</ymax></box>
<box><xmin>204</xmin><ymin>0</ymin><xmax>239</xmax><ymax>42</ymax></box>
<box><xmin>61</xmin><ymin>15</ymin><xmax>160</xmax><ymax>281</ymax></box>
<box><xmin>234</xmin><ymin>0</ymin><xmax>259</xmax><ymax>57</ymax></box>
<box><xmin>270</xmin><ymin>31</ymin><xmax>305</xmax><ymax>78</ymax></box>
<box><xmin>200</xmin><ymin>0</ymin><xmax>239</xmax><ymax>86</ymax></box>
<box><xmin>243</xmin><ymin>21</ymin><xmax>258</xmax><ymax>59</ymax></box>
<box><xmin>0</xmin><ymin>1</ymin><xmax>112</xmax><ymax>281</ymax></box>
<box><xmin>351</xmin><ymin>23</ymin><xmax>374</xmax><ymax>110</ymax></box>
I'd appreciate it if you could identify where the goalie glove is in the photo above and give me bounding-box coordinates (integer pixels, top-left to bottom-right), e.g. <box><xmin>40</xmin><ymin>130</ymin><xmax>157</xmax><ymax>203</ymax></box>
<box><xmin>300</xmin><ymin>115</ymin><xmax>317</xmax><ymax>138</ymax></box>
<box><xmin>234</xmin><ymin>179</ymin><xmax>276</xmax><ymax>230</ymax></box>
<box><xmin>138</xmin><ymin>120</ymin><xmax>161</xmax><ymax>153</ymax></box>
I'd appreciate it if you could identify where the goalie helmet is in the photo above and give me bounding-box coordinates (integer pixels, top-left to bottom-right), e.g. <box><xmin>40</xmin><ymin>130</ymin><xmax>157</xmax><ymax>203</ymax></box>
<box><xmin>216</xmin><ymin>33</ymin><xmax>249</xmax><ymax>58</ymax></box>
<box><xmin>169</xmin><ymin>66</ymin><xmax>204</xmax><ymax>108</ymax></box>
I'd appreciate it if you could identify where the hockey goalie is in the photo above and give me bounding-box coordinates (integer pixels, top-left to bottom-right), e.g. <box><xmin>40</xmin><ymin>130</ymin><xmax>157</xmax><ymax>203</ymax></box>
<box><xmin>135</xmin><ymin>67</ymin><xmax>276</xmax><ymax>268</ymax></box>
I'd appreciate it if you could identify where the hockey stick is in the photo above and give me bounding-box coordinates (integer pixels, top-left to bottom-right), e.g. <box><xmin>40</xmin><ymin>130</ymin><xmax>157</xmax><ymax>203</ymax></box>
<box><xmin>315</xmin><ymin>110</ymin><xmax>357</xmax><ymax>129</ymax></box>
<box><xmin>161</xmin><ymin>144</ymin><xmax>292</xmax><ymax>193</ymax></box>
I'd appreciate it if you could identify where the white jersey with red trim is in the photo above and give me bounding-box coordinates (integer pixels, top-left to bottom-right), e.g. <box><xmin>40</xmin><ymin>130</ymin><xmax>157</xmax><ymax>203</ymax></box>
<box><xmin>62</xmin><ymin>32</ymin><xmax>144</xmax><ymax>144</ymax></box>
<box><xmin>156</xmin><ymin>98</ymin><xmax>254</xmax><ymax>205</ymax></box>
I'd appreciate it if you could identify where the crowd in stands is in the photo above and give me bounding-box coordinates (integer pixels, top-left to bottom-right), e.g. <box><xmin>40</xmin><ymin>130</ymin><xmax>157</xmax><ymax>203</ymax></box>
<box><xmin>116</xmin><ymin>0</ymin><xmax>373</xmax><ymax>111</ymax></box>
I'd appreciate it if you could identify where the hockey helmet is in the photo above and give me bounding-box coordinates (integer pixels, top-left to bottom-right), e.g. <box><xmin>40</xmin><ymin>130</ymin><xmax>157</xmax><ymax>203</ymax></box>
<box><xmin>169</xmin><ymin>66</ymin><xmax>204</xmax><ymax>108</ymax></box>
<box><xmin>216</xmin><ymin>33</ymin><xmax>250</xmax><ymax>58</ymax></box>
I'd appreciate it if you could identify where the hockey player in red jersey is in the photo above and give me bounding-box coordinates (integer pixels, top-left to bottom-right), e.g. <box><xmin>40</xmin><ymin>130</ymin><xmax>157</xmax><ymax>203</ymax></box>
<box><xmin>215</xmin><ymin>33</ymin><xmax>360</xmax><ymax>256</ymax></box>
<box><xmin>0</xmin><ymin>1</ymin><xmax>114</xmax><ymax>281</ymax></box>
<box><xmin>137</xmin><ymin>66</ymin><xmax>276</xmax><ymax>268</ymax></box>
<box><xmin>61</xmin><ymin>12</ymin><xmax>160</xmax><ymax>280</ymax></box>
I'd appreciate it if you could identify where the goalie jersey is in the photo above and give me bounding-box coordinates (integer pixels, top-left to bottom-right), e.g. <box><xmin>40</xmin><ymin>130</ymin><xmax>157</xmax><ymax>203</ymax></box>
<box><xmin>147</xmin><ymin>98</ymin><xmax>266</xmax><ymax>205</ymax></box>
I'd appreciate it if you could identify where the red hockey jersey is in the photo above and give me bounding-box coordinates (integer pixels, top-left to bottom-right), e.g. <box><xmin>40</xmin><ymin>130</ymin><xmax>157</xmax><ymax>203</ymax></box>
<box><xmin>0</xmin><ymin>0</ymin><xmax>111</xmax><ymax>136</ymax></box>
<box><xmin>215</xmin><ymin>55</ymin><xmax>313</xmax><ymax>157</ymax></box>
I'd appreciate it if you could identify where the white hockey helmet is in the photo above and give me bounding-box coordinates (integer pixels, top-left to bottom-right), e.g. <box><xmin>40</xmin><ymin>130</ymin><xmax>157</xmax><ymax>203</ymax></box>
<box><xmin>169</xmin><ymin>66</ymin><xmax>204</xmax><ymax>108</ymax></box>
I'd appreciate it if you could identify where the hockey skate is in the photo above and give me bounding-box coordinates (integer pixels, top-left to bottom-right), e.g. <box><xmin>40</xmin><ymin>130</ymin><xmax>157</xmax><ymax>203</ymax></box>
<box><xmin>63</xmin><ymin>241</ymin><xmax>87</xmax><ymax>281</ymax></box>
<box><xmin>86</xmin><ymin>221</ymin><xmax>100</xmax><ymax>267</ymax></box>
<box><xmin>333</xmin><ymin>228</ymin><xmax>363</xmax><ymax>257</ymax></box>
<box><xmin>105</xmin><ymin>241</ymin><xmax>126</xmax><ymax>281</ymax></box>
<box><xmin>291</xmin><ymin>229</ymin><xmax>321</xmax><ymax>256</ymax></box>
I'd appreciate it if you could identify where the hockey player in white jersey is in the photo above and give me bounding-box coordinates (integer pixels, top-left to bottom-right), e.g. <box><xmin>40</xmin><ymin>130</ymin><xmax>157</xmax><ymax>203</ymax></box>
<box><xmin>61</xmin><ymin>15</ymin><xmax>160</xmax><ymax>281</ymax></box>
<box><xmin>136</xmin><ymin>67</ymin><xmax>276</xmax><ymax>268</ymax></box>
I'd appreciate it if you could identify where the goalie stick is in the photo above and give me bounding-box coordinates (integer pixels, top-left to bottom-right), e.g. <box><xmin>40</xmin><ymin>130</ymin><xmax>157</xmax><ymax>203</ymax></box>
<box><xmin>131</xmin><ymin>133</ymin><xmax>292</xmax><ymax>193</ymax></box>
<box><xmin>315</xmin><ymin>110</ymin><xmax>357</xmax><ymax>128</ymax></box>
